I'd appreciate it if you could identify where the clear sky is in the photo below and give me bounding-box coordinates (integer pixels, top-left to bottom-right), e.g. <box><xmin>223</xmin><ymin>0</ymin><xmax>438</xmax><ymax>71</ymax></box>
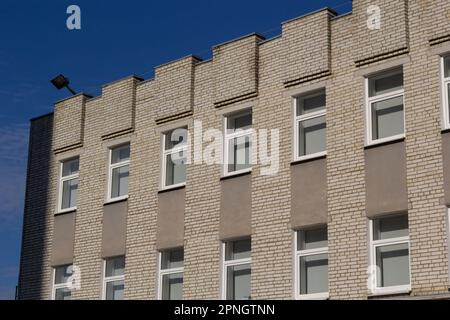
<box><xmin>0</xmin><ymin>0</ymin><xmax>352</xmax><ymax>299</ymax></box>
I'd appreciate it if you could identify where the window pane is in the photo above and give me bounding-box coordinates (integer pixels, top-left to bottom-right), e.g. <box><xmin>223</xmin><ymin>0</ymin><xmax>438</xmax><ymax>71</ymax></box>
<box><xmin>105</xmin><ymin>280</ymin><xmax>124</xmax><ymax>300</ymax></box>
<box><xmin>296</xmin><ymin>91</ymin><xmax>326</xmax><ymax>116</ymax></box>
<box><xmin>298</xmin><ymin>116</ymin><xmax>326</xmax><ymax>156</ymax></box>
<box><xmin>376</xmin><ymin>243</ymin><xmax>410</xmax><ymax>287</ymax></box>
<box><xmin>371</xmin><ymin>95</ymin><xmax>404</xmax><ymax>140</ymax></box>
<box><xmin>298</xmin><ymin>227</ymin><xmax>328</xmax><ymax>251</ymax></box>
<box><xmin>227</xmin><ymin>135</ymin><xmax>251</xmax><ymax>172</ymax></box>
<box><xmin>62</xmin><ymin>158</ymin><xmax>79</xmax><ymax>177</ymax></box>
<box><xmin>55</xmin><ymin>288</ymin><xmax>71</xmax><ymax>300</ymax></box>
<box><xmin>111</xmin><ymin>145</ymin><xmax>130</xmax><ymax>164</ymax></box>
<box><xmin>299</xmin><ymin>253</ymin><xmax>328</xmax><ymax>295</ymax></box>
<box><xmin>369</xmin><ymin>70</ymin><xmax>403</xmax><ymax>97</ymax></box>
<box><xmin>226</xmin><ymin>264</ymin><xmax>251</xmax><ymax>300</ymax></box>
<box><xmin>165</xmin><ymin>152</ymin><xmax>186</xmax><ymax>186</ymax></box>
<box><xmin>373</xmin><ymin>215</ymin><xmax>409</xmax><ymax>240</ymax></box>
<box><xmin>225</xmin><ymin>239</ymin><xmax>251</xmax><ymax>261</ymax></box>
<box><xmin>61</xmin><ymin>178</ymin><xmax>78</xmax><ymax>209</ymax></box>
<box><xmin>162</xmin><ymin>273</ymin><xmax>183</xmax><ymax>300</ymax></box>
<box><xmin>444</xmin><ymin>56</ymin><xmax>450</xmax><ymax>78</ymax></box>
<box><xmin>447</xmin><ymin>83</ymin><xmax>450</xmax><ymax>117</ymax></box>
<box><xmin>161</xmin><ymin>249</ymin><xmax>184</xmax><ymax>270</ymax></box>
<box><xmin>165</xmin><ymin>128</ymin><xmax>188</xmax><ymax>150</ymax></box>
<box><xmin>111</xmin><ymin>165</ymin><xmax>129</xmax><ymax>198</ymax></box>
<box><xmin>227</xmin><ymin>112</ymin><xmax>252</xmax><ymax>133</ymax></box>
<box><xmin>54</xmin><ymin>265</ymin><xmax>73</xmax><ymax>284</ymax></box>
<box><xmin>105</xmin><ymin>256</ymin><xmax>125</xmax><ymax>277</ymax></box>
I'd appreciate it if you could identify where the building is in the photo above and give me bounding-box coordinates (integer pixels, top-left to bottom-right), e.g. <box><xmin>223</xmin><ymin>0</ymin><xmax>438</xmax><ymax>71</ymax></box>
<box><xmin>18</xmin><ymin>0</ymin><xmax>450</xmax><ymax>300</ymax></box>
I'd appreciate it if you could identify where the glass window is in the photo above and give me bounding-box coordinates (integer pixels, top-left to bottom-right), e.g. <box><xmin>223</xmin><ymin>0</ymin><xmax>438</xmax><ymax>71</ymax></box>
<box><xmin>225</xmin><ymin>239</ymin><xmax>251</xmax><ymax>261</ymax></box>
<box><xmin>369</xmin><ymin>71</ymin><xmax>403</xmax><ymax>97</ymax></box>
<box><xmin>371</xmin><ymin>96</ymin><xmax>404</xmax><ymax>140</ymax></box>
<box><xmin>373</xmin><ymin>214</ymin><xmax>408</xmax><ymax>241</ymax></box>
<box><xmin>162</xmin><ymin>128</ymin><xmax>187</xmax><ymax>188</ymax></box>
<box><xmin>159</xmin><ymin>248</ymin><xmax>184</xmax><ymax>300</ymax></box>
<box><xmin>53</xmin><ymin>265</ymin><xmax>73</xmax><ymax>300</ymax></box>
<box><xmin>299</xmin><ymin>253</ymin><xmax>328</xmax><ymax>295</ymax></box>
<box><xmin>295</xmin><ymin>90</ymin><xmax>326</xmax><ymax>159</ymax></box>
<box><xmin>161</xmin><ymin>249</ymin><xmax>184</xmax><ymax>269</ymax></box>
<box><xmin>105</xmin><ymin>256</ymin><xmax>125</xmax><ymax>277</ymax></box>
<box><xmin>224</xmin><ymin>110</ymin><xmax>252</xmax><ymax>175</ymax></box>
<box><xmin>59</xmin><ymin>158</ymin><xmax>79</xmax><ymax>211</ymax></box>
<box><xmin>376</xmin><ymin>243</ymin><xmax>410</xmax><ymax>288</ymax></box>
<box><xmin>103</xmin><ymin>256</ymin><xmax>125</xmax><ymax>300</ymax></box>
<box><xmin>109</xmin><ymin>144</ymin><xmax>130</xmax><ymax>200</ymax></box>
<box><xmin>161</xmin><ymin>272</ymin><xmax>183</xmax><ymax>300</ymax></box>
<box><xmin>367</xmin><ymin>69</ymin><xmax>404</xmax><ymax>144</ymax></box>
<box><xmin>296</xmin><ymin>227</ymin><xmax>328</xmax><ymax>298</ymax></box>
<box><xmin>227</xmin><ymin>135</ymin><xmax>251</xmax><ymax>173</ymax></box>
<box><xmin>370</xmin><ymin>214</ymin><xmax>410</xmax><ymax>293</ymax></box>
<box><xmin>226</xmin><ymin>263</ymin><xmax>251</xmax><ymax>300</ymax></box>
<box><xmin>223</xmin><ymin>238</ymin><xmax>251</xmax><ymax>300</ymax></box>
<box><xmin>443</xmin><ymin>56</ymin><xmax>450</xmax><ymax>129</ymax></box>
<box><xmin>444</xmin><ymin>56</ymin><xmax>450</xmax><ymax>78</ymax></box>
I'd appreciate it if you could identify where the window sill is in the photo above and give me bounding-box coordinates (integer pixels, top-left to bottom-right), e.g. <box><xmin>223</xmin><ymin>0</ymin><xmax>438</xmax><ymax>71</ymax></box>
<box><xmin>220</xmin><ymin>169</ymin><xmax>252</xmax><ymax>181</ymax></box>
<box><xmin>291</xmin><ymin>153</ymin><xmax>326</xmax><ymax>166</ymax></box>
<box><xmin>441</xmin><ymin>128</ymin><xmax>450</xmax><ymax>134</ymax></box>
<box><xmin>158</xmin><ymin>184</ymin><xmax>186</xmax><ymax>194</ymax></box>
<box><xmin>104</xmin><ymin>196</ymin><xmax>128</xmax><ymax>206</ymax></box>
<box><xmin>296</xmin><ymin>293</ymin><xmax>329</xmax><ymax>300</ymax></box>
<box><xmin>364</xmin><ymin>136</ymin><xmax>405</xmax><ymax>150</ymax></box>
<box><xmin>368</xmin><ymin>286</ymin><xmax>411</xmax><ymax>298</ymax></box>
<box><xmin>55</xmin><ymin>208</ymin><xmax>77</xmax><ymax>216</ymax></box>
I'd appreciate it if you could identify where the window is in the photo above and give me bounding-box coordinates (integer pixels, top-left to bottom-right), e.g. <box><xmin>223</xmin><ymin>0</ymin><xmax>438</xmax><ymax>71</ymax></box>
<box><xmin>58</xmin><ymin>158</ymin><xmax>79</xmax><ymax>212</ymax></box>
<box><xmin>369</xmin><ymin>214</ymin><xmax>410</xmax><ymax>295</ymax></box>
<box><xmin>222</xmin><ymin>238</ymin><xmax>251</xmax><ymax>300</ymax></box>
<box><xmin>366</xmin><ymin>68</ymin><xmax>405</xmax><ymax>145</ymax></box>
<box><xmin>161</xmin><ymin>128</ymin><xmax>187</xmax><ymax>189</ymax></box>
<box><xmin>52</xmin><ymin>265</ymin><xmax>73</xmax><ymax>300</ymax></box>
<box><xmin>442</xmin><ymin>56</ymin><xmax>450</xmax><ymax>128</ymax></box>
<box><xmin>224</xmin><ymin>110</ymin><xmax>252</xmax><ymax>176</ymax></box>
<box><xmin>102</xmin><ymin>256</ymin><xmax>125</xmax><ymax>300</ymax></box>
<box><xmin>294</xmin><ymin>89</ymin><xmax>327</xmax><ymax>160</ymax></box>
<box><xmin>158</xmin><ymin>248</ymin><xmax>184</xmax><ymax>300</ymax></box>
<box><xmin>108</xmin><ymin>144</ymin><xmax>130</xmax><ymax>202</ymax></box>
<box><xmin>295</xmin><ymin>227</ymin><xmax>329</xmax><ymax>299</ymax></box>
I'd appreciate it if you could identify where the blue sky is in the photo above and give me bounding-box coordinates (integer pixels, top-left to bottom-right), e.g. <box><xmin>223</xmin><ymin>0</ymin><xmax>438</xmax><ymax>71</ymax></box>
<box><xmin>0</xmin><ymin>0</ymin><xmax>352</xmax><ymax>299</ymax></box>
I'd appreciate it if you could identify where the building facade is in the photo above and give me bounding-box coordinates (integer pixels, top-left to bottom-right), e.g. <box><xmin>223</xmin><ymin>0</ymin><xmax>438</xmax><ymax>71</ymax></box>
<box><xmin>18</xmin><ymin>0</ymin><xmax>450</xmax><ymax>300</ymax></box>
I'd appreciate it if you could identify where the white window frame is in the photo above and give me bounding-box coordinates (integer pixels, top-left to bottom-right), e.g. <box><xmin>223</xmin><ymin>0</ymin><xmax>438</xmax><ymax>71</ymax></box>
<box><xmin>223</xmin><ymin>110</ymin><xmax>253</xmax><ymax>177</ymax></box>
<box><xmin>107</xmin><ymin>144</ymin><xmax>130</xmax><ymax>203</ymax></box>
<box><xmin>293</xmin><ymin>90</ymin><xmax>327</xmax><ymax>162</ymax></box>
<box><xmin>441</xmin><ymin>55</ymin><xmax>450</xmax><ymax>130</ymax></box>
<box><xmin>365</xmin><ymin>69</ymin><xmax>405</xmax><ymax>146</ymax></box>
<box><xmin>57</xmin><ymin>158</ymin><xmax>79</xmax><ymax>213</ymax></box>
<box><xmin>368</xmin><ymin>218</ymin><xmax>411</xmax><ymax>296</ymax></box>
<box><xmin>161</xmin><ymin>129</ymin><xmax>187</xmax><ymax>191</ymax></box>
<box><xmin>101</xmin><ymin>258</ymin><xmax>125</xmax><ymax>300</ymax></box>
<box><xmin>294</xmin><ymin>230</ymin><xmax>329</xmax><ymax>300</ymax></box>
<box><xmin>221</xmin><ymin>241</ymin><xmax>252</xmax><ymax>300</ymax></box>
<box><xmin>157</xmin><ymin>250</ymin><xmax>184</xmax><ymax>300</ymax></box>
<box><xmin>52</xmin><ymin>265</ymin><xmax>73</xmax><ymax>300</ymax></box>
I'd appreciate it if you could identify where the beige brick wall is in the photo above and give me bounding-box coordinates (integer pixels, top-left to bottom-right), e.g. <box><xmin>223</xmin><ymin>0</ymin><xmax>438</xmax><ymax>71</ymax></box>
<box><xmin>154</xmin><ymin>56</ymin><xmax>199</xmax><ymax>120</ymax></box>
<box><xmin>404</xmin><ymin>0</ymin><xmax>449</xmax><ymax>295</ymax></box>
<box><xmin>282</xmin><ymin>9</ymin><xmax>334</xmax><ymax>85</ymax></box>
<box><xmin>183</xmin><ymin>61</ymin><xmax>222</xmax><ymax>299</ymax></box>
<box><xmin>213</xmin><ymin>34</ymin><xmax>264</xmax><ymax>106</ymax></box>
<box><xmin>53</xmin><ymin>94</ymin><xmax>88</xmax><ymax>152</ymax></box>
<box><xmin>19</xmin><ymin>0</ymin><xmax>450</xmax><ymax>300</ymax></box>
